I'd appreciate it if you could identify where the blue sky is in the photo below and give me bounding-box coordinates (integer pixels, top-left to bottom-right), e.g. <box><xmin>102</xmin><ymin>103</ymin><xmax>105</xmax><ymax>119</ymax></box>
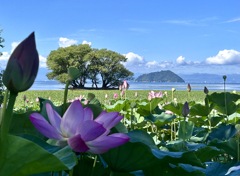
<box><xmin>1</xmin><ymin>0</ymin><xmax>240</xmax><ymax>77</ymax></box>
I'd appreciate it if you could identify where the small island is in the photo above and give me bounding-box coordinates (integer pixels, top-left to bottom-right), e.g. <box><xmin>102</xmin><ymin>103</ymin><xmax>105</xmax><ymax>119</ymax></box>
<box><xmin>135</xmin><ymin>70</ymin><xmax>185</xmax><ymax>82</ymax></box>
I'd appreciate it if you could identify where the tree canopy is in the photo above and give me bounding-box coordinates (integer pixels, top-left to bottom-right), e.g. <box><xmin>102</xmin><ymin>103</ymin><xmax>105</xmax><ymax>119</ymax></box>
<box><xmin>46</xmin><ymin>44</ymin><xmax>133</xmax><ymax>89</ymax></box>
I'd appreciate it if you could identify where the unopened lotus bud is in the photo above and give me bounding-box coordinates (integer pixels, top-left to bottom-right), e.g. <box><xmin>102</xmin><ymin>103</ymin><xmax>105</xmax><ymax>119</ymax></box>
<box><xmin>204</xmin><ymin>86</ymin><xmax>209</xmax><ymax>94</ymax></box>
<box><xmin>187</xmin><ymin>83</ymin><xmax>191</xmax><ymax>92</ymax></box>
<box><xmin>182</xmin><ymin>101</ymin><xmax>189</xmax><ymax>117</ymax></box>
<box><xmin>3</xmin><ymin>32</ymin><xmax>39</xmax><ymax>93</ymax></box>
<box><xmin>172</xmin><ymin>88</ymin><xmax>176</xmax><ymax>92</ymax></box>
<box><xmin>135</xmin><ymin>92</ymin><xmax>138</xmax><ymax>97</ymax></box>
<box><xmin>122</xmin><ymin>80</ymin><xmax>129</xmax><ymax>90</ymax></box>
<box><xmin>223</xmin><ymin>75</ymin><xmax>227</xmax><ymax>81</ymax></box>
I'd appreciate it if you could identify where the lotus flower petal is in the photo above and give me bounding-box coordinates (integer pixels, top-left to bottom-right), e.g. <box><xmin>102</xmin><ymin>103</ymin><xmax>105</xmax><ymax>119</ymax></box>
<box><xmin>46</xmin><ymin>103</ymin><xmax>62</xmax><ymax>133</ymax></box>
<box><xmin>77</xmin><ymin>120</ymin><xmax>106</xmax><ymax>141</ymax></box>
<box><xmin>83</xmin><ymin>107</ymin><xmax>93</xmax><ymax>121</ymax></box>
<box><xmin>30</xmin><ymin>113</ymin><xmax>62</xmax><ymax>140</ymax></box>
<box><xmin>61</xmin><ymin>100</ymin><xmax>83</xmax><ymax>136</ymax></box>
<box><xmin>68</xmin><ymin>134</ymin><xmax>89</xmax><ymax>153</ymax></box>
<box><xmin>95</xmin><ymin>111</ymin><xmax>123</xmax><ymax>130</ymax></box>
<box><xmin>86</xmin><ymin>133</ymin><xmax>130</xmax><ymax>154</ymax></box>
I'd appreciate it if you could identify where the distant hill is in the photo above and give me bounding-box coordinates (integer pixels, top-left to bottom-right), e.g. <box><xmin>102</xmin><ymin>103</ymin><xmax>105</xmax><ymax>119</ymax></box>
<box><xmin>135</xmin><ymin>70</ymin><xmax>185</xmax><ymax>82</ymax></box>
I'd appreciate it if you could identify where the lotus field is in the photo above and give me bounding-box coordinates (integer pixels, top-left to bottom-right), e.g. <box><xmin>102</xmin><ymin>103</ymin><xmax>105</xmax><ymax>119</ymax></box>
<box><xmin>2</xmin><ymin>33</ymin><xmax>240</xmax><ymax>176</ymax></box>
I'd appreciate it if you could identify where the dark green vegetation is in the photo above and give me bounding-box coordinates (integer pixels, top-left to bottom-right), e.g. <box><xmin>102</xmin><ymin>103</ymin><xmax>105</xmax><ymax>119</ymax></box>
<box><xmin>47</xmin><ymin>45</ymin><xmax>133</xmax><ymax>89</ymax></box>
<box><xmin>9</xmin><ymin>89</ymin><xmax>240</xmax><ymax>175</ymax></box>
<box><xmin>136</xmin><ymin>70</ymin><xmax>185</xmax><ymax>82</ymax></box>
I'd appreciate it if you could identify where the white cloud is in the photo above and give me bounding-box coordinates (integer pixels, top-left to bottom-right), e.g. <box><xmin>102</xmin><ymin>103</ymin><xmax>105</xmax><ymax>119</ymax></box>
<box><xmin>39</xmin><ymin>55</ymin><xmax>47</xmax><ymax>68</ymax></box>
<box><xmin>58</xmin><ymin>37</ymin><xmax>78</xmax><ymax>48</ymax></box>
<box><xmin>146</xmin><ymin>61</ymin><xmax>159</xmax><ymax>68</ymax></box>
<box><xmin>206</xmin><ymin>49</ymin><xmax>240</xmax><ymax>65</ymax></box>
<box><xmin>123</xmin><ymin>52</ymin><xmax>144</xmax><ymax>66</ymax></box>
<box><xmin>82</xmin><ymin>40</ymin><xmax>92</xmax><ymax>46</ymax></box>
<box><xmin>176</xmin><ymin>56</ymin><xmax>186</xmax><ymax>65</ymax></box>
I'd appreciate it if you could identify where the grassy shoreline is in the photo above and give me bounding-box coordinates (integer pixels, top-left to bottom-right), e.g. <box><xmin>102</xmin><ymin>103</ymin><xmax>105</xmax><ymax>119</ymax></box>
<box><xmin>15</xmin><ymin>89</ymin><xmax>208</xmax><ymax>108</ymax></box>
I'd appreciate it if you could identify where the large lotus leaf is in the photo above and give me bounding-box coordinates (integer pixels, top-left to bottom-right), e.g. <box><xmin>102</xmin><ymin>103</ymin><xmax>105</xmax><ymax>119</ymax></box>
<box><xmin>151</xmin><ymin>149</ymin><xmax>204</xmax><ymax>167</ymax></box>
<box><xmin>136</xmin><ymin>98</ymin><xmax>162</xmax><ymax>116</ymax></box>
<box><xmin>9</xmin><ymin>111</ymin><xmax>43</xmax><ymax>138</ymax></box>
<box><xmin>163</xmin><ymin>102</ymin><xmax>184</xmax><ymax>116</ymax></box>
<box><xmin>101</xmin><ymin>130</ymin><xmax>158</xmax><ymax>172</ymax></box>
<box><xmin>208</xmin><ymin>92</ymin><xmax>240</xmax><ymax>106</ymax></box>
<box><xmin>205</xmin><ymin>162</ymin><xmax>240</xmax><ymax>176</ymax></box>
<box><xmin>101</xmin><ymin>140</ymin><xmax>157</xmax><ymax>172</ymax></box>
<box><xmin>72</xmin><ymin>155</ymin><xmax>110</xmax><ymax>176</ymax></box>
<box><xmin>214</xmin><ymin>101</ymin><xmax>238</xmax><ymax>116</ymax></box>
<box><xmin>0</xmin><ymin>135</ymin><xmax>77</xmax><ymax>176</ymax></box>
<box><xmin>210</xmin><ymin>115</ymin><xmax>225</xmax><ymax>127</ymax></box>
<box><xmin>178</xmin><ymin>121</ymin><xmax>194</xmax><ymax>141</ymax></box>
<box><xmin>143</xmin><ymin>163</ymin><xmax>205</xmax><ymax>176</ymax></box>
<box><xmin>193</xmin><ymin>145</ymin><xmax>223</xmax><ymax>162</ymax></box>
<box><xmin>166</xmin><ymin>140</ymin><xmax>188</xmax><ymax>152</ymax></box>
<box><xmin>190</xmin><ymin>103</ymin><xmax>210</xmax><ymax>117</ymax></box>
<box><xmin>208</xmin><ymin>138</ymin><xmax>238</xmax><ymax>159</ymax></box>
<box><xmin>208</xmin><ymin>92</ymin><xmax>240</xmax><ymax>115</ymax></box>
<box><xmin>145</xmin><ymin>112</ymin><xmax>176</xmax><ymax>127</ymax></box>
<box><xmin>105</xmin><ymin>100</ymin><xmax>129</xmax><ymax>112</ymax></box>
<box><xmin>207</xmin><ymin>124</ymin><xmax>237</xmax><ymax>141</ymax></box>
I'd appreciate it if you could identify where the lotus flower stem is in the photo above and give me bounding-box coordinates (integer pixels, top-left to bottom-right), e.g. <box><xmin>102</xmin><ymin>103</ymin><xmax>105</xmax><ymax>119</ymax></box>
<box><xmin>1</xmin><ymin>91</ymin><xmax>17</xmax><ymax>139</ymax></box>
<box><xmin>63</xmin><ymin>81</ymin><xmax>70</xmax><ymax>112</ymax></box>
<box><xmin>0</xmin><ymin>89</ymin><xmax>9</xmax><ymax>125</ymax></box>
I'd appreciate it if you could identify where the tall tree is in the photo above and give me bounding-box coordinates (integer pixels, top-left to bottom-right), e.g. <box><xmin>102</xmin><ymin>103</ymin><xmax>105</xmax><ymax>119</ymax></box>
<box><xmin>47</xmin><ymin>44</ymin><xmax>92</xmax><ymax>87</ymax></box>
<box><xmin>85</xmin><ymin>49</ymin><xmax>133</xmax><ymax>88</ymax></box>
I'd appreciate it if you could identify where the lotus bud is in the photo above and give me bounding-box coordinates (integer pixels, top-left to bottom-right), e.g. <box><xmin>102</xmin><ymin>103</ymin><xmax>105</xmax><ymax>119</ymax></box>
<box><xmin>3</xmin><ymin>32</ymin><xmax>39</xmax><ymax>93</ymax></box>
<box><xmin>187</xmin><ymin>83</ymin><xmax>191</xmax><ymax>92</ymax></box>
<box><xmin>204</xmin><ymin>86</ymin><xmax>209</xmax><ymax>94</ymax></box>
<box><xmin>182</xmin><ymin>101</ymin><xmax>189</xmax><ymax>117</ymax></box>
<box><xmin>135</xmin><ymin>91</ymin><xmax>138</xmax><ymax>97</ymax></box>
<box><xmin>172</xmin><ymin>88</ymin><xmax>176</xmax><ymax>92</ymax></box>
<box><xmin>223</xmin><ymin>75</ymin><xmax>227</xmax><ymax>81</ymax></box>
<box><xmin>122</xmin><ymin>80</ymin><xmax>129</xmax><ymax>90</ymax></box>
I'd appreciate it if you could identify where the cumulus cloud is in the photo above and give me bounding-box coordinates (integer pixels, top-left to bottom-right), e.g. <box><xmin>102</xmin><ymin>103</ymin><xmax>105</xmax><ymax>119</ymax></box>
<box><xmin>39</xmin><ymin>55</ymin><xmax>47</xmax><ymax>68</ymax></box>
<box><xmin>206</xmin><ymin>49</ymin><xmax>240</xmax><ymax>65</ymax></box>
<box><xmin>176</xmin><ymin>56</ymin><xmax>186</xmax><ymax>65</ymax></box>
<box><xmin>58</xmin><ymin>37</ymin><xmax>78</xmax><ymax>48</ymax></box>
<box><xmin>146</xmin><ymin>61</ymin><xmax>159</xmax><ymax>68</ymax></box>
<box><xmin>82</xmin><ymin>40</ymin><xmax>92</xmax><ymax>46</ymax></box>
<box><xmin>123</xmin><ymin>52</ymin><xmax>145</xmax><ymax>66</ymax></box>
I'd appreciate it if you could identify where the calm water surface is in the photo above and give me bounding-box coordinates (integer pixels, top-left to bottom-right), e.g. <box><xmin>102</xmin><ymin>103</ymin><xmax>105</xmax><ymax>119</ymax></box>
<box><xmin>30</xmin><ymin>81</ymin><xmax>240</xmax><ymax>91</ymax></box>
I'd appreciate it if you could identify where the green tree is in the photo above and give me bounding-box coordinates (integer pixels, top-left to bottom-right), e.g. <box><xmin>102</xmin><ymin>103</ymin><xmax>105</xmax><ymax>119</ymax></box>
<box><xmin>46</xmin><ymin>44</ymin><xmax>92</xmax><ymax>88</ymax></box>
<box><xmin>84</xmin><ymin>49</ymin><xmax>133</xmax><ymax>88</ymax></box>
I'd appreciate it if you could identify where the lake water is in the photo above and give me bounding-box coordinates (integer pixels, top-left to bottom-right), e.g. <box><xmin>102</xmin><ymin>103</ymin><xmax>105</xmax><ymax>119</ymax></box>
<box><xmin>30</xmin><ymin>80</ymin><xmax>240</xmax><ymax>91</ymax></box>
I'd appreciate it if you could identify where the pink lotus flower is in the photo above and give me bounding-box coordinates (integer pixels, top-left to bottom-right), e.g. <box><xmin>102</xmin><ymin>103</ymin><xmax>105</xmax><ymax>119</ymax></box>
<box><xmin>148</xmin><ymin>91</ymin><xmax>163</xmax><ymax>100</ymax></box>
<box><xmin>30</xmin><ymin>100</ymin><xmax>129</xmax><ymax>154</ymax></box>
<box><xmin>113</xmin><ymin>93</ymin><xmax>118</xmax><ymax>99</ymax></box>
